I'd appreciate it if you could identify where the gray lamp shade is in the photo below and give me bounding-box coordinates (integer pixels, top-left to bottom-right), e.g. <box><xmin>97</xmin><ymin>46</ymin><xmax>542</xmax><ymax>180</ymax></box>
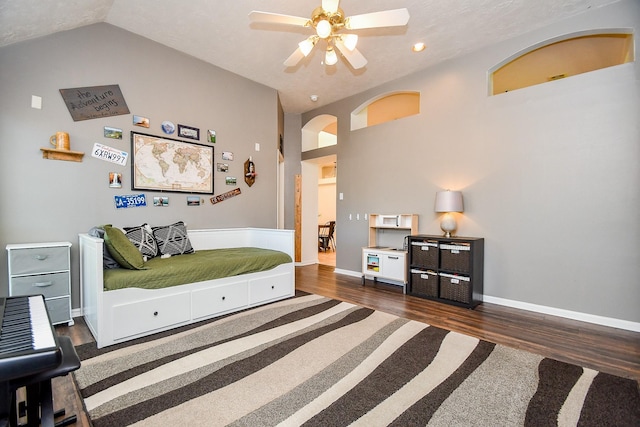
<box><xmin>434</xmin><ymin>190</ymin><xmax>464</xmax><ymax>213</ymax></box>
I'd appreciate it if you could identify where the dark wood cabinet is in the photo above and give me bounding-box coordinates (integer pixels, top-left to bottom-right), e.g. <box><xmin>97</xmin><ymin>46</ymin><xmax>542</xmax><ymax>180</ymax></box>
<box><xmin>407</xmin><ymin>235</ymin><xmax>484</xmax><ymax>308</ymax></box>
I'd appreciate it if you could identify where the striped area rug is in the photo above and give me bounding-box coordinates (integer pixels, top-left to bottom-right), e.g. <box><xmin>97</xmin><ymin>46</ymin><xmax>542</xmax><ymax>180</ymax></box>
<box><xmin>74</xmin><ymin>293</ymin><xmax>640</xmax><ymax>426</ymax></box>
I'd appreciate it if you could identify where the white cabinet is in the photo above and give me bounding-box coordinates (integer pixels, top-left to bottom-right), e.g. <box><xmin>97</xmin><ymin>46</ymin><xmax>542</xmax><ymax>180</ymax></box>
<box><xmin>6</xmin><ymin>241</ymin><xmax>73</xmax><ymax>326</ymax></box>
<box><xmin>362</xmin><ymin>248</ymin><xmax>407</xmax><ymax>285</ymax></box>
<box><xmin>362</xmin><ymin>214</ymin><xmax>418</xmax><ymax>291</ymax></box>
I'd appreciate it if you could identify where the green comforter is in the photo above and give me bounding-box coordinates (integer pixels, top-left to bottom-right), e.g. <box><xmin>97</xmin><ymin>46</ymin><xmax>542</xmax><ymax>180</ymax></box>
<box><xmin>103</xmin><ymin>247</ymin><xmax>292</xmax><ymax>291</ymax></box>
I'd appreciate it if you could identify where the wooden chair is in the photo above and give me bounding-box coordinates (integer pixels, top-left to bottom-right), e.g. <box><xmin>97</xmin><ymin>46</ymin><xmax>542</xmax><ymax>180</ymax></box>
<box><xmin>318</xmin><ymin>221</ymin><xmax>335</xmax><ymax>252</ymax></box>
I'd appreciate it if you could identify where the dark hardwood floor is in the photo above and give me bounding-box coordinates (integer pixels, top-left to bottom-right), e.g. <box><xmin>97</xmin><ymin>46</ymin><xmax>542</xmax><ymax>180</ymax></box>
<box><xmin>48</xmin><ymin>264</ymin><xmax>639</xmax><ymax>426</ymax></box>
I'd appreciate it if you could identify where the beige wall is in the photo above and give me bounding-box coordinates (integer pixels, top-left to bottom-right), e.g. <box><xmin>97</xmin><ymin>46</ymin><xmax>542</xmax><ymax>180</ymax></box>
<box><xmin>0</xmin><ymin>23</ymin><xmax>280</xmax><ymax>307</ymax></box>
<box><xmin>301</xmin><ymin>0</ymin><xmax>640</xmax><ymax>325</ymax></box>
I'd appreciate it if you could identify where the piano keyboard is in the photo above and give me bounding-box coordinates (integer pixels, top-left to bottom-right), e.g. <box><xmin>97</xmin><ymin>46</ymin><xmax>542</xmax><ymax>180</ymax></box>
<box><xmin>0</xmin><ymin>296</ymin><xmax>56</xmax><ymax>353</ymax></box>
<box><xmin>0</xmin><ymin>295</ymin><xmax>61</xmax><ymax>382</ymax></box>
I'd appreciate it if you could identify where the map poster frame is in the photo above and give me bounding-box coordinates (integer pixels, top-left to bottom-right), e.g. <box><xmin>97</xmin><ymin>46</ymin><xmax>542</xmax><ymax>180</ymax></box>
<box><xmin>131</xmin><ymin>131</ymin><xmax>214</xmax><ymax>195</ymax></box>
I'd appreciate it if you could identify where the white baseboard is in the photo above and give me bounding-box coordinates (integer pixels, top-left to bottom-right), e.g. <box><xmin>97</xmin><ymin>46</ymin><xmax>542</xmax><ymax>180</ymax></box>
<box><xmin>334</xmin><ymin>269</ymin><xmax>640</xmax><ymax>333</ymax></box>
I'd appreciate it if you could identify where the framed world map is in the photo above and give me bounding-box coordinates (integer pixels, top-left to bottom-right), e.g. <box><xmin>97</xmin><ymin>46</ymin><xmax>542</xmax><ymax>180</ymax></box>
<box><xmin>131</xmin><ymin>132</ymin><xmax>214</xmax><ymax>194</ymax></box>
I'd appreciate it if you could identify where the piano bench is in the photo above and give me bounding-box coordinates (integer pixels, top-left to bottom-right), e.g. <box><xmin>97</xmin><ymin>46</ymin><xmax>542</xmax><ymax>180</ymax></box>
<box><xmin>10</xmin><ymin>336</ymin><xmax>81</xmax><ymax>427</ymax></box>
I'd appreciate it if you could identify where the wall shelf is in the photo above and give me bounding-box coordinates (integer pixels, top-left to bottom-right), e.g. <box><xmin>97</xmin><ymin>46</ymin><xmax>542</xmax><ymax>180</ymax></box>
<box><xmin>40</xmin><ymin>148</ymin><xmax>85</xmax><ymax>162</ymax></box>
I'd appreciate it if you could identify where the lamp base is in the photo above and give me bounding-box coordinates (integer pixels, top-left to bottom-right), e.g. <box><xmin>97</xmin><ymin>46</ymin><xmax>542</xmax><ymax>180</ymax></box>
<box><xmin>440</xmin><ymin>212</ymin><xmax>457</xmax><ymax>238</ymax></box>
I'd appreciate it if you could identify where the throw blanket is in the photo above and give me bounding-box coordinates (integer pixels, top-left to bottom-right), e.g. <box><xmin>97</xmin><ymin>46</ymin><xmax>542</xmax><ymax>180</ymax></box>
<box><xmin>74</xmin><ymin>294</ymin><xmax>640</xmax><ymax>426</ymax></box>
<box><xmin>103</xmin><ymin>247</ymin><xmax>292</xmax><ymax>290</ymax></box>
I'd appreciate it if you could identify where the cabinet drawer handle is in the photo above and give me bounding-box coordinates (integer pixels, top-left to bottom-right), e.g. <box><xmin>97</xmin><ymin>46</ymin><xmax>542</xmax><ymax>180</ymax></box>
<box><xmin>33</xmin><ymin>255</ymin><xmax>49</xmax><ymax>261</ymax></box>
<box><xmin>271</xmin><ymin>285</ymin><xmax>275</xmax><ymax>290</ymax></box>
<box><xmin>222</xmin><ymin>296</ymin><xmax>226</xmax><ymax>301</ymax></box>
<box><xmin>32</xmin><ymin>281</ymin><xmax>53</xmax><ymax>287</ymax></box>
<box><xmin>387</xmin><ymin>256</ymin><xmax>399</xmax><ymax>260</ymax></box>
<box><xmin>153</xmin><ymin>311</ymin><xmax>158</xmax><ymax>316</ymax></box>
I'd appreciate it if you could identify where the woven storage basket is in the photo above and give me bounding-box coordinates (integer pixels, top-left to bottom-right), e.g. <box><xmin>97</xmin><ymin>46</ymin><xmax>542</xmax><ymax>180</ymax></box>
<box><xmin>439</xmin><ymin>243</ymin><xmax>471</xmax><ymax>273</ymax></box>
<box><xmin>411</xmin><ymin>241</ymin><xmax>439</xmax><ymax>268</ymax></box>
<box><xmin>410</xmin><ymin>269</ymin><xmax>438</xmax><ymax>297</ymax></box>
<box><xmin>439</xmin><ymin>273</ymin><xmax>471</xmax><ymax>304</ymax></box>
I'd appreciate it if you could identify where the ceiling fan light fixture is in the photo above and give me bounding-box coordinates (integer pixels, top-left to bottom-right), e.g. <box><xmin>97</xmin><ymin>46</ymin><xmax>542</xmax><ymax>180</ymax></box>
<box><xmin>316</xmin><ymin>19</ymin><xmax>332</xmax><ymax>39</ymax></box>
<box><xmin>299</xmin><ymin>38</ymin><xmax>316</xmax><ymax>56</ymax></box>
<box><xmin>325</xmin><ymin>47</ymin><xmax>338</xmax><ymax>65</ymax></box>
<box><xmin>342</xmin><ymin>34</ymin><xmax>358</xmax><ymax>51</ymax></box>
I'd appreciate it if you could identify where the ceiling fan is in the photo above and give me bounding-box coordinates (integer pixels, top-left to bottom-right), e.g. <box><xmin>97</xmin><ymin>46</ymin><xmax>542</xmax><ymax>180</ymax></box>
<box><xmin>249</xmin><ymin>0</ymin><xmax>410</xmax><ymax>69</ymax></box>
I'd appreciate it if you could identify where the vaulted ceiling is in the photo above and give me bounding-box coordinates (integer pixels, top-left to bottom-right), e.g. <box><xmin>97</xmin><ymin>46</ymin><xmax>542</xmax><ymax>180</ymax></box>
<box><xmin>0</xmin><ymin>0</ymin><xmax>622</xmax><ymax>113</ymax></box>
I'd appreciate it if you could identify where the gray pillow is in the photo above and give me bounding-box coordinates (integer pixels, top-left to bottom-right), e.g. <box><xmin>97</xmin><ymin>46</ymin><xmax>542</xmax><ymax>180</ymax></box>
<box><xmin>88</xmin><ymin>226</ymin><xmax>121</xmax><ymax>269</ymax></box>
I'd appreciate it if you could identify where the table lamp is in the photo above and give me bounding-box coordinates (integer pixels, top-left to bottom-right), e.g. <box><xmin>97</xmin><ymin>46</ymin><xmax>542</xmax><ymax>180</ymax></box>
<box><xmin>434</xmin><ymin>190</ymin><xmax>464</xmax><ymax>237</ymax></box>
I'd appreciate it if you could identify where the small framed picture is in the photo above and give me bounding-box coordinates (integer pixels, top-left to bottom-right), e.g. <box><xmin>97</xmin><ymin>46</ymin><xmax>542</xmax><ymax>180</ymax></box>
<box><xmin>217</xmin><ymin>163</ymin><xmax>229</xmax><ymax>172</ymax></box>
<box><xmin>178</xmin><ymin>124</ymin><xmax>200</xmax><ymax>140</ymax></box>
<box><xmin>207</xmin><ymin>130</ymin><xmax>216</xmax><ymax>143</ymax></box>
<box><xmin>225</xmin><ymin>176</ymin><xmax>237</xmax><ymax>185</ymax></box>
<box><xmin>104</xmin><ymin>126</ymin><xmax>123</xmax><ymax>139</ymax></box>
<box><xmin>153</xmin><ymin>196</ymin><xmax>169</xmax><ymax>207</ymax></box>
<box><xmin>187</xmin><ymin>196</ymin><xmax>202</xmax><ymax>206</ymax></box>
<box><xmin>222</xmin><ymin>151</ymin><xmax>234</xmax><ymax>161</ymax></box>
<box><xmin>109</xmin><ymin>172</ymin><xmax>122</xmax><ymax>188</ymax></box>
<box><xmin>133</xmin><ymin>115</ymin><xmax>150</xmax><ymax>128</ymax></box>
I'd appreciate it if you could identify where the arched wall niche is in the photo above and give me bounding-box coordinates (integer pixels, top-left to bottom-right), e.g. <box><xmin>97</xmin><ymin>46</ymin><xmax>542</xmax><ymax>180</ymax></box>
<box><xmin>351</xmin><ymin>91</ymin><xmax>420</xmax><ymax>131</ymax></box>
<box><xmin>490</xmin><ymin>29</ymin><xmax>634</xmax><ymax>95</ymax></box>
<box><xmin>302</xmin><ymin>114</ymin><xmax>337</xmax><ymax>152</ymax></box>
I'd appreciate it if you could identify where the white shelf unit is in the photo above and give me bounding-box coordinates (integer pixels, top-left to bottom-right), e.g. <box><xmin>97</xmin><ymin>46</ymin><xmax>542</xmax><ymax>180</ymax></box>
<box><xmin>362</xmin><ymin>214</ymin><xmax>418</xmax><ymax>289</ymax></box>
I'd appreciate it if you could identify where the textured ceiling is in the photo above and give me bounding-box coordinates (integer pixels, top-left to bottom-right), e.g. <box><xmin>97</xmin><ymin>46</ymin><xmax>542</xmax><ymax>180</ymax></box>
<box><xmin>0</xmin><ymin>0</ymin><xmax>621</xmax><ymax>113</ymax></box>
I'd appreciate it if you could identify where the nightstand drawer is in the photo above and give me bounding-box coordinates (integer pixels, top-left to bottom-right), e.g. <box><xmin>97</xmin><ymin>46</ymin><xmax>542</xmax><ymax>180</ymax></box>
<box><xmin>10</xmin><ymin>272</ymin><xmax>70</xmax><ymax>299</ymax></box>
<box><xmin>9</xmin><ymin>246</ymin><xmax>69</xmax><ymax>275</ymax></box>
<box><xmin>45</xmin><ymin>296</ymin><xmax>72</xmax><ymax>325</ymax></box>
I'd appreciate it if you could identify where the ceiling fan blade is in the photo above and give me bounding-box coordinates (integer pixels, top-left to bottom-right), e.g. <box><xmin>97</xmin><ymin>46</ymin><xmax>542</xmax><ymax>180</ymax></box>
<box><xmin>322</xmin><ymin>0</ymin><xmax>340</xmax><ymax>14</ymax></box>
<box><xmin>249</xmin><ymin>11</ymin><xmax>310</xmax><ymax>27</ymax></box>
<box><xmin>284</xmin><ymin>47</ymin><xmax>306</xmax><ymax>67</ymax></box>
<box><xmin>345</xmin><ymin>8</ymin><xmax>410</xmax><ymax>30</ymax></box>
<box><xmin>335</xmin><ymin>40</ymin><xmax>368</xmax><ymax>69</ymax></box>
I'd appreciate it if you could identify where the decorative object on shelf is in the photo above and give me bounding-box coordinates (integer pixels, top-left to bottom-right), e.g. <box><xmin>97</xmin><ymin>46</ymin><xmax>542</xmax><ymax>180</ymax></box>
<box><xmin>244</xmin><ymin>157</ymin><xmax>257</xmax><ymax>187</ymax></box>
<box><xmin>434</xmin><ymin>190</ymin><xmax>464</xmax><ymax>237</ymax></box>
<box><xmin>177</xmin><ymin>124</ymin><xmax>200</xmax><ymax>140</ymax></box>
<box><xmin>133</xmin><ymin>115</ymin><xmax>150</xmax><ymax>128</ymax></box>
<box><xmin>41</xmin><ymin>130</ymin><xmax>84</xmax><ymax>161</ymax></box>
<box><xmin>131</xmin><ymin>132</ymin><xmax>214</xmax><ymax>194</ymax></box>
<box><xmin>104</xmin><ymin>126</ymin><xmax>123</xmax><ymax>139</ymax></box>
<box><xmin>50</xmin><ymin>131</ymin><xmax>70</xmax><ymax>150</ymax></box>
<box><xmin>161</xmin><ymin>121</ymin><xmax>175</xmax><ymax>135</ymax></box>
<box><xmin>59</xmin><ymin>84</ymin><xmax>129</xmax><ymax>121</ymax></box>
<box><xmin>92</xmin><ymin>143</ymin><xmax>128</xmax><ymax>166</ymax></box>
<box><xmin>210</xmin><ymin>188</ymin><xmax>241</xmax><ymax>205</ymax></box>
<box><xmin>109</xmin><ymin>172</ymin><xmax>122</xmax><ymax>188</ymax></box>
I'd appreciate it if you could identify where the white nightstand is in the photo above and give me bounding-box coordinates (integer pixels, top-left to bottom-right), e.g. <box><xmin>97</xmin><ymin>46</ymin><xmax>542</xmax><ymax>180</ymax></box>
<box><xmin>6</xmin><ymin>242</ymin><xmax>74</xmax><ymax>326</ymax></box>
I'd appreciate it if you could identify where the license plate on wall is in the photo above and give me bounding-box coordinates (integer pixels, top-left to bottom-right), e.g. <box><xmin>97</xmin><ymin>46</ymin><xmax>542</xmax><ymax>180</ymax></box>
<box><xmin>114</xmin><ymin>194</ymin><xmax>147</xmax><ymax>209</ymax></box>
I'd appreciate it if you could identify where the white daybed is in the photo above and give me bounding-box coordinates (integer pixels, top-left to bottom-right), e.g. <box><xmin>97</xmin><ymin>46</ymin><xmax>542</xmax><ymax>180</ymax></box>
<box><xmin>79</xmin><ymin>228</ymin><xmax>295</xmax><ymax>348</ymax></box>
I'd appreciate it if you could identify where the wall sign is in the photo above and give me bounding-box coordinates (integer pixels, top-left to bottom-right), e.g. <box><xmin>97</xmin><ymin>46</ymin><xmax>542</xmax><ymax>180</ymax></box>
<box><xmin>210</xmin><ymin>188</ymin><xmax>241</xmax><ymax>205</ymax></box>
<box><xmin>59</xmin><ymin>84</ymin><xmax>130</xmax><ymax>121</ymax></box>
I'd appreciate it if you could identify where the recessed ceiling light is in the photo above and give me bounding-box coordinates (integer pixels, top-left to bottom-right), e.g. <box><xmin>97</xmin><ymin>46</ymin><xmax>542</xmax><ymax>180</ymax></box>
<box><xmin>412</xmin><ymin>42</ymin><xmax>426</xmax><ymax>52</ymax></box>
<box><xmin>310</xmin><ymin>95</ymin><xmax>319</xmax><ymax>102</ymax></box>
